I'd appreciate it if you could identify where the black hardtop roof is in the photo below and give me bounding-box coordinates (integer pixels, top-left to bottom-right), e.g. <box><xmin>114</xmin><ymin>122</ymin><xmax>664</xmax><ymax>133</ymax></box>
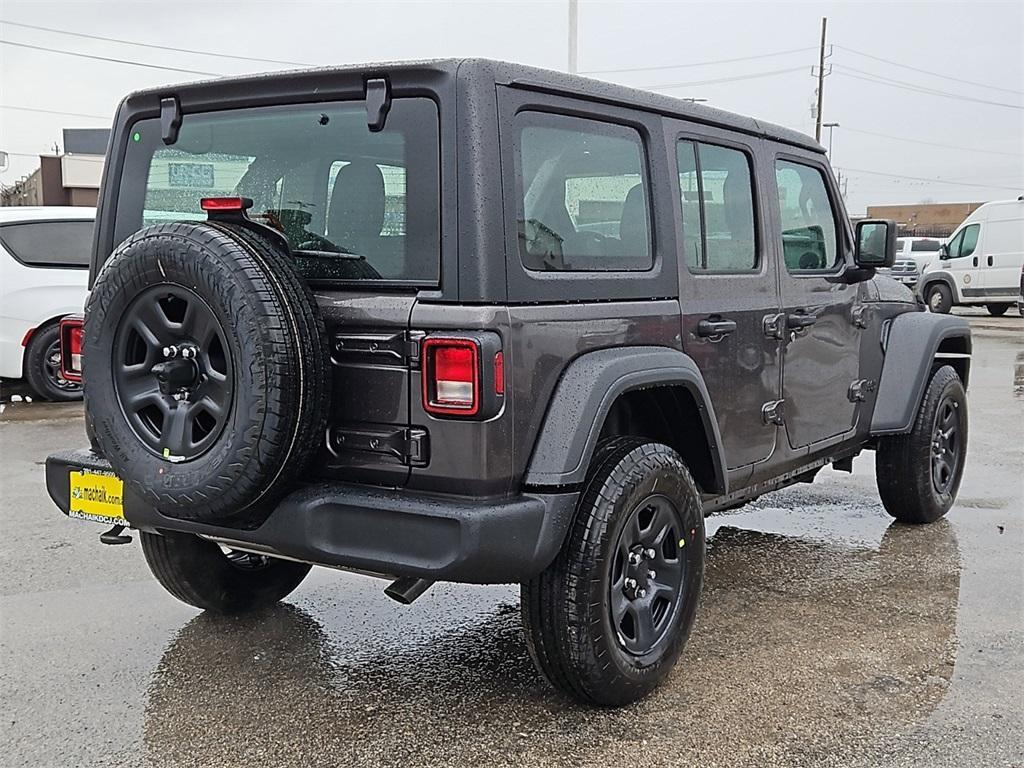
<box><xmin>126</xmin><ymin>57</ymin><xmax>823</xmax><ymax>153</ymax></box>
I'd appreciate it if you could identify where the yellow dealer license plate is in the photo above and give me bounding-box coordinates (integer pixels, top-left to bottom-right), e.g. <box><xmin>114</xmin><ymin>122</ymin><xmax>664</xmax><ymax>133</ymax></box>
<box><xmin>69</xmin><ymin>469</ymin><xmax>125</xmax><ymax>526</ymax></box>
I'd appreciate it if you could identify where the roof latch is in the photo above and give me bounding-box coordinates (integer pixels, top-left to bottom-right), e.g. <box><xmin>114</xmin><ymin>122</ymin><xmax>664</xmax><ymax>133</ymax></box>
<box><xmin>160</xmin><ymin>96</ymin><xmax>182</xmax><ymax>145</ymax></box>
<box><xmin>365</xmin><ymin>78</ymin><xmax>391</xmax><ymax>133</ymax></box>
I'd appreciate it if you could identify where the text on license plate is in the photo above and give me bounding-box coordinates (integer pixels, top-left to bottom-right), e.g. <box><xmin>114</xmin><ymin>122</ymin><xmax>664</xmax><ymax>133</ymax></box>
<box><xmin>69</xmin><ymin>470</ymin><xmax>125</xmax><ymax>525</ymax></box>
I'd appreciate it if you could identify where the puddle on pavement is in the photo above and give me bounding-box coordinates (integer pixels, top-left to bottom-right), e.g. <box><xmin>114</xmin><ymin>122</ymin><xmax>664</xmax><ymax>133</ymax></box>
<box><xmin>142</xmin><ymin>494</ymin><xmax>961</xmax><ymax>768</ymax></box>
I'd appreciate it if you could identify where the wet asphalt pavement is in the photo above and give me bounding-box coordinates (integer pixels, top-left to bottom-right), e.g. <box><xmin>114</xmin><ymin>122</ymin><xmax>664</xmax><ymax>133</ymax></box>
<box><xmin>1</xmin><ymin>314</ymin><xmax>1021</xmax><ymax>768</ymax></box>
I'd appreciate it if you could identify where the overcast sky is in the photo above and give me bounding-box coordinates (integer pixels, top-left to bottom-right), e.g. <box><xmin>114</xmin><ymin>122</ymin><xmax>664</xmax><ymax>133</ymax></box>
<box><xmin>1</xmin><ymin>0</ymin><xmax>1021</xmax><ymax>213</ymax></box>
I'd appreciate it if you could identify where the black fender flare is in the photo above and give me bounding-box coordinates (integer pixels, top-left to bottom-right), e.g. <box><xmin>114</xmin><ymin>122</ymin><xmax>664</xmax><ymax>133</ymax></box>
<box><xmin>523</xmin><ymin>346</ymin><xmax>727</xmax><ymax>492</ymax></box>
<box><xmin>870</xmin><ymin>312</ymin><xmax>971</xmax><ymax>435</ymax></box>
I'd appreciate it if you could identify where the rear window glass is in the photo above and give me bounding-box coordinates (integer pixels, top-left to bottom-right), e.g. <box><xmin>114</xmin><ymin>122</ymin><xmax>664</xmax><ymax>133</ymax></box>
<box><xmin>515</xmin><ymin>112</ymin><xmax>652</xmax><ymax>272</ymax></box>
<box><xmin>0</xmin><ymin>220</ymin><xmax>93</xmax><ymax>268</ymax></box>
<box><xmin>115</xmin><ymin>98</ymin><xmax>440</xmax><ymax>284</ymax></box>
<box><xmin>910</xmin><ymin>239</ymin><xmax>941</xmax><ymax>252</ymax></box>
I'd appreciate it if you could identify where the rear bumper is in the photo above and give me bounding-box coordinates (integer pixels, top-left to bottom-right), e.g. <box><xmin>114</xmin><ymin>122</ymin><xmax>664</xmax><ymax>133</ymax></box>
<box><xmin>46</xmin><ymin>448</ymin><xmax>577</xmax><ymax>584</ymax></box>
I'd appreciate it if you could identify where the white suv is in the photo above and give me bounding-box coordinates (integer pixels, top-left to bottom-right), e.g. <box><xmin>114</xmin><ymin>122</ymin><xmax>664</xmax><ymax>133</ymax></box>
<box><xmin>0</xmin><ymin>207</ymin><xmax>93</xmax><ymax>400</ymax></box>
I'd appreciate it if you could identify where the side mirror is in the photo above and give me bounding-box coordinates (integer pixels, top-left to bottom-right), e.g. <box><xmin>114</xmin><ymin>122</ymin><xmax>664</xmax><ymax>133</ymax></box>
<box><xmin>854</xmin><ymin>219</ymin><xmax>897</xmax><ymax>268</ymax></box>
<box><xmin>939</xmin><ymin>243</ymin><xmax>951</xmax><ymax>260</ymax></box>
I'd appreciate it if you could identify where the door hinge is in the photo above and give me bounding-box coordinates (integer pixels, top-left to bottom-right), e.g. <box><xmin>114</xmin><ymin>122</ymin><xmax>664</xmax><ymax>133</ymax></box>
<box><xmin>332</xmin><ymin>331</ymin><xmax>423</xmax><ymax>366</ymax></box>
<box><xmin>762</xmin><ymin>313</ymin><xmax>786</xmax><ymax>340</ymax></box>
<box><xmin>761</xmin><ymin>399</ymin><xmax>786</xmax><ymax>426</ymax></box>
<box><xmin>329</xmin><ymin>425</ymin><xmax>429</xmax><ymax>466</ymax></box>
<box><xmin>405</xmin><ymin>331</ymin><xmax>425</xmax><ymax>367</ymax></box>
<box><xmin>851</xmin><ymin>305</ymin><xmax>870</xmax><ymax>329</ymax></box>
<box><xmin>847</xmin><ymin>378</ymin><xmax>877</xmax><ymax>403</ymax></box>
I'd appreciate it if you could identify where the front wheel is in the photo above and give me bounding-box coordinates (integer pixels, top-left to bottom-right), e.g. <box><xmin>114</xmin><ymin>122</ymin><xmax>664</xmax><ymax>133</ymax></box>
<box><xmin>521</xmin><ymin>437</ymin><xmax>705</xmax><ymax>706</ymax></box>
<box><xmin>925</xmin><ymin>283</ymin><xmax>952</xmax><ymax>314</ymax></box>
<box><xmin>986</xmin><ymin>303</ymin><xmax>1011</xmax><ymax>317</ymax></box>
<box><xmin>876</xmin><ymin>365</ymin><xmax>967</xmax><ymax>524</ymax></box>
<box><xmin>141</xmin><ymin>530</ymin><xmax>311</xmax><ymax>613</ymax></box>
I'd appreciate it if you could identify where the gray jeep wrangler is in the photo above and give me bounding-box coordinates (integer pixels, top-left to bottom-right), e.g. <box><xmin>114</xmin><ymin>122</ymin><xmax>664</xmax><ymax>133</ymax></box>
<box><xmin>46</xmin><ymin>59</ymin><xmax>971</xmax><ymax>706</ymax></box>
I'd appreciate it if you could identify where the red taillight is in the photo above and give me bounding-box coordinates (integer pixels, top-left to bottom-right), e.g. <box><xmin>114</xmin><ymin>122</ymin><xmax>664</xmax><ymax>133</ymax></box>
<box><xmin>200</xmin><ymin>196</ymin><xmax>251</xmax><ymax>212</ymax></box>
<box><xmin>422</xmin><ymin>338</ymin><xmax>480</xmax><ymax>416</ymax></box>
<box><xmin>59</xmin><ymin>317</ymin><xmax>85</xmax><ymax>382</ymax></box>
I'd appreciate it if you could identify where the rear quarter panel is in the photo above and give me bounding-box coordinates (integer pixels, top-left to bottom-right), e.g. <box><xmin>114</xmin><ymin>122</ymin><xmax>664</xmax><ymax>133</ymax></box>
<box><xmin>0</xmin><ymin>253</ymin><xmax>88</xmax><ymax>378</ymax></box>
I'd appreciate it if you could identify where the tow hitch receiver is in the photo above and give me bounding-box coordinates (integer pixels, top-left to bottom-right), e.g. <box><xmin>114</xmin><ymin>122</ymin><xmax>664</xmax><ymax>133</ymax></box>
<box><xmin>99</xmin><ymin>524</ymin><xmax>133</xmax><ymax>545</ymax></box>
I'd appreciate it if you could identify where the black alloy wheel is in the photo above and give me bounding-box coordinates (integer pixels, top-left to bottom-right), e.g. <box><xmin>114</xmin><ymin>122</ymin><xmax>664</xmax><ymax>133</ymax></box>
<box><xmin>44</xmin><ymin>337</ymin><xmax>81</xmax><ymax>394</ymax></box>
<box><xmin>876</xmin><ymin>365</ymin><xmax>967</xmax><ymax>524</ymax></box>
<box><xmin>930</xmin><ymin>394</ymin><xmax>962</xmax><ymax>496</ymax></box>
<box><xmin>609</xmin><ymin>495</ymin><xmax>686</xmax><ymax>656</ymax></box>
<box><xmin>112</xmin><ymin>285</ymin><xmax>234</xmax><ymax>462</ymax></box>
<box><xmin>522</xmin><ymin>437</ymin><xmax>704</xmax><ymax>706</ymax></box>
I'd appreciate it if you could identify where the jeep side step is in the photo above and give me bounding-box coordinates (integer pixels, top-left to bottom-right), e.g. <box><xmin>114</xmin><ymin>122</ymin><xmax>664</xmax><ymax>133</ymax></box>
<box><xmin>384</xmin><ymin>577</ymin><xmax>434</xmax><ymax>604</ymax></box>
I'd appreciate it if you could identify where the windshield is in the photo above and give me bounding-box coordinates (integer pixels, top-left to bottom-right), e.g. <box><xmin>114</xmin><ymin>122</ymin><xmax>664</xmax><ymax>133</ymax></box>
<box><xmin>115</xmin><ymin>98</ymin><xmax>440</xmax><ymax>284</ymax></box>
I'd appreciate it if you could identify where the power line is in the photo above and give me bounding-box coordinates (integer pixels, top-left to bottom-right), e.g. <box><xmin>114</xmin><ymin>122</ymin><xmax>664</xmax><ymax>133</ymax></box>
<box><xmin>581</xmin><ymin>46</ymin><xmax>816</xmax><ymax>76</ymax></box>
<box><xmin>833</xmin><ymin>66</ymin><xmax>1024</xmax><ymax>109</ymax></box>
<box><xmin>1</xmin><ymin>104</ymin><xmax>110</xmax><ymax>120</ymax></box>
<box><xmin>837</xmin><ymin>166</ymin><xmax>1022</xmax><ymax>191</ymax></box>
<box><xmin>835</xmin><ymin>44</ymin><xmax>1023</xmax><ymax>96</ymax></box>
<box><xmin>640</xmin><ymin>65</ymin><xmax>806</xmax><ymax>91</ymax></box>
<box><xmin>0</xmin><ymin>19</ymin><xmax>311</xmax><ymax>67</ymax></box>
<box><xmin>841</xmin><ymin>126</ymin><xmax>1024</xmax><ymax>158</ymax></box>
<box><xmin>0</xmin><ymin>39</ymin><xmax>220</xmax><ymax>76</ymax></box>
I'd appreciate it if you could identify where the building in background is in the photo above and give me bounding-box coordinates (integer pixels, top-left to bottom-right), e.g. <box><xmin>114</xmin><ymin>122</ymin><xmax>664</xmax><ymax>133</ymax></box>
<box><xmin>0</xmin><ymin>129</ymin><xmax>110</xmax><ymax>207</ymax></box>
<box><xmin>866</xmin><ymin>201</ymin><xmax>984</xmax><ymax>238</ymax></box>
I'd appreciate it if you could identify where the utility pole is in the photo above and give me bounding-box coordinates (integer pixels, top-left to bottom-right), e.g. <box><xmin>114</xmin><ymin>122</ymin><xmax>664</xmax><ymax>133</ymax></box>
<box><xmin>815</xmin><ymin>16</ymin><xmax>827</xmax><ymax>142</ymax></box>
<box><xmin>568</xmin><ymin>0</ymin><xmax>579</xmax><ymax>74</ymax></box>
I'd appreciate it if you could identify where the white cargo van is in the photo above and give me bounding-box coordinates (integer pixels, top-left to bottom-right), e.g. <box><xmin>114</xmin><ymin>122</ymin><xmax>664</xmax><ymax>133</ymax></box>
<box><xmin>919</xmin><ymin>198</ymin><xmax>1024</xmax><ymax>315</ymax></box>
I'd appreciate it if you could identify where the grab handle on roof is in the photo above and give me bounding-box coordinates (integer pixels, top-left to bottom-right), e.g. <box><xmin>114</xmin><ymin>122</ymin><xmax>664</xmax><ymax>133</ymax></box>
<box><xmin>365</xmin><ymin>78</ymin><xmax>391</xmax><ymax>132</ymax></box>
<box><xmin>160</xmin><ymin>96</ymin><xmax>182</xmax><ymax>145</ymax></box>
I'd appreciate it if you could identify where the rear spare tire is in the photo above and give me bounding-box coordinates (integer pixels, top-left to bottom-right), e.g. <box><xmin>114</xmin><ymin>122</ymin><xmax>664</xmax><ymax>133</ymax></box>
<box><xmin>83</xmin><ymin>221</ymin><xmax>328</xmax><ymax>526</ymax></box>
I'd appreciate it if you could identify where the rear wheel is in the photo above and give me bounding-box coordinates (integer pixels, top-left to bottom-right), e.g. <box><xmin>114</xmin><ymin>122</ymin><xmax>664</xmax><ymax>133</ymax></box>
<box><xmin>925</xmin><ymin>283</ymin><xmax>952</xmax><ymax>314</ymax></box>
<box><xmin>986</xmin><ymin>303</ymin><xmax>1010</xmax><ymax>317</ymax></box>
<box><xmin>876</xmin><ymin>365</ymin><xmax>967</xmax><ymax>524</ymax></box>
<box><xmin>23</xmin><ymin>323</ymin><xmax>83</xmax><ymax>401</ymax></box>
<box><xmin>141</xmin><ymin>530</ymin><xmax>310</xmax><ymax>613</ymax></box>
<box><xmin>522</xmin><ymin>437</ymin><xmax>704</xmax><ymax>706</ymax></box>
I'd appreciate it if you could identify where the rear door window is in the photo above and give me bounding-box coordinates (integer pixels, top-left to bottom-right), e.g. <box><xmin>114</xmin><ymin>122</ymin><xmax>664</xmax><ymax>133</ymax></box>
<box><xmin>116</xmin><ymin>98</ymin><xmax>440</xmax><ymax>284</ymax></box>
<box><xmin>676</xmin><ymin>140</ymin><xmax>757</xmax><ymax>272</ymax></box>
<box><xmin>0</xmin><ymin>220</ymin><xmax>93</xmax><ymax>268</ymax></box>
<box><xmin>515</xmin><ymin>112</ymin><xmax>651</xmax><ymax>272</ymax></box>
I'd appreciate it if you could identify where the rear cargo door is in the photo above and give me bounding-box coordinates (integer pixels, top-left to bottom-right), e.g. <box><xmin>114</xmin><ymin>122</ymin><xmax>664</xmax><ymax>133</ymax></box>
<box><xmin>316</xmin><ymin>291</ymin><xmax>421</xmax><ymax>487</ymax></box>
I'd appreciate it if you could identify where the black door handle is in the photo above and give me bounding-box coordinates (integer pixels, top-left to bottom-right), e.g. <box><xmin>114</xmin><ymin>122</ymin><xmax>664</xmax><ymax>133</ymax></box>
<box><xmin>696</xmin><ymin>318</ymin><xmax>738</xmax><ymax>337</ymax></box>
<box><xmin>973</xmin><ymin>256</ymin><xmax>978</xmax><ymax>267</ymax></box>
<box><xmin>786</xmin><ymin>312</ymin><xmax>817</xmax><ymax>330</ymax></box>
<box><xmin>987</xmin><ymin>255</ymin><xmax>994</xmax><ymax>266</ymax></box>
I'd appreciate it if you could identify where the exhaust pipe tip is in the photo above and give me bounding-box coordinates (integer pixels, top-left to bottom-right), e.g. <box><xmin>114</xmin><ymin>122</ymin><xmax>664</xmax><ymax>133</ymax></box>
<box><xmin>384</xmin><ymin>577</ymin><xmax>434</xmax><ymax>605</ymax></box>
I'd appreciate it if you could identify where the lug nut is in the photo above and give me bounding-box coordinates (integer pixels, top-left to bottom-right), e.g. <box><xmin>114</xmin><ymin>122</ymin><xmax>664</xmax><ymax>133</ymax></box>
<box><xmin>637</xmin><ymin>588</ymin><xmax>647</xmax><ymax>599</ymax></box>
<box><xmin>628</xmin><ymin>552</ymin><xmax>642</xmax><ymax>566</ymax></box>
<box><xmin>644</xmin><ymin>547</ymin><xmax>657</xmax><ymax>560</ymax></box>
<box><xmin>624</xmin><ymin>577</ymin><xmax>638</xmax><ymax>590</ymax></box>
<box><xmin>648</xmin><ymin>570</ymin><xmax>656</xmax><ymax>580</ymax></box>
<box><xmin>162</xmin><ymin>345</ymin><xmax>178</xmax><ymax>358</ymax></box>
<box><xmin>180</xmin><ymin>347</ymin><xmax>196</xmax><ymax>359</ymax></box>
